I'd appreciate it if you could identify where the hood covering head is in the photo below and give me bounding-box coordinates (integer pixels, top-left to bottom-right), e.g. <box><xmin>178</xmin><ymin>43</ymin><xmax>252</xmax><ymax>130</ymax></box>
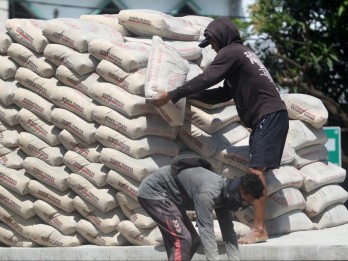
<box><xmin>198</xmin><ymin>17</ymin><xmax>242</xmax><ymax>48</ymax></box>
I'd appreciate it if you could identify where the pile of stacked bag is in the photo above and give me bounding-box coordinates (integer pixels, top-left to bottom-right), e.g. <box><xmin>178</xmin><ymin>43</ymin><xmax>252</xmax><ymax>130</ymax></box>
<box><xmin>0</xmin><ymin>9</ymin><xmax>346</xmax><ymax>248</ymax></box>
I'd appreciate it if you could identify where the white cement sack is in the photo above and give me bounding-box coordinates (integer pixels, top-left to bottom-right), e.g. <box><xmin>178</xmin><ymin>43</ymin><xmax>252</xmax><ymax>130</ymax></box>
<box><xmin>18</xmin><ymin>132</ymin><xmax>66</xmax><ymax>166</ymax></box>
<box><xmin>116</xmin><ymin>192</ymin><xmax>155</xmax><ymax>229</ymax></box>
<box><xmin>23</xmin><ymin>157</ymin><xmax>70</xmax><ymax>192</ymax></box>
<box><xmin>5</xmin><ymin>19</ymin><xmax>48</xmax><ymax>53</ymax></box>
<box><xmin>0</xmin><ymin>78</ymin><xmax>17</xmax><ymax>106</ymax></box>
<box><xmin>73</xmin><ymin>196</ymin><xmax>126</xmax><ymax>234</ymax></box>
<box><xmin>50</xmin><ymin>86</ymin><xmax>97</xmax><ymax>122</ymax></box>
<box><xmin>79</xmin><ymin>14</ymin><xmax>131</xmax><ymax>36</ymax></box>
<box><xmin>29</xmin><ymin>224</ymin><xmax>85</xmax><ymax>247</ymax></box>
<box><xmin>300</xmin><ymin>161</ymin><xmax>346</xmax><ymax>192</ymax></box>
<box><xmin>12</xmin><ymin>87</ymin><xmax>55</xmax><ymax>122</ymax></box>
<box><xmin>0</xmin><ymin>56</ymin><xmax>19</xmax><ymax>80</ymax></box>
<box><xmin>0</xmin><ymin>223</ymin><xmax>37</xmax><ymax>247</ymax></box>
<box><xmin>89</xmin><ymin>39</ymin><xmax>150</xmax><ymax>72</ymax></box>
<box><xmin>77</xmin><ymin>219</ymin><xmax>128</xmax><ymax>246</ymax></box>
<box><xmin>7</xmin><ymin>43</ymin><xmax>56</xmax><ymax>78</ymax></box>
<box><xmin>117</xmin><ymin>220</ymin><xmax>163</xmax><ymax>246</ymax></box>
<box><xmin>304</xmin><ymin>184</ymin><xmax>348</xmax><ymax>218</ymax></box>
<box><xmin>280</xmin><ymin>145</ymin><xmax>296</xmax><ymax>165</ymax></box>
<box><xmin>311</xmin><ymin>204</ymin><xmax>348</xmax><ymax>229</ymax></box>
<box><xmin>93</xmin><ymin>106</ymin><xmax>178</xmax><ymax>140</ymax></box>
<box><xmin>265</xmin><ymin>165</ymin><xmax>304</xmax><ymax>196</ymax></box>
<box><xmin>96</xmin><ymin>60</ymin><xmax>146</xmax><ymax>95</ymax></box>
<box><xmin>0</xmin><ymin>24</ymin><xmax>13</xmax><ymax>54</ymax></box>
<box><xmin>281</xmin><ymin>93</ymin><xmax>328</xmax><ymax>129</ymax></box>
<box><xmin>181</xmin><ymin>15</ymin><xmax>213</xmax><ymax>40</ymax></box>
<box><xmin>91</xmin><ymin>82</ymin><xmax>157</xmax><ymax>117</ymax></box>
<box><xmin>51</xmin><ymin>108</ymin><xmax>98</xmax><ymax>144</ymax></box>
<box><xmin>145</xmin><ymin>36</ymin><xmax>189</xmax><ymax>126</ymax></box>
<box><xmin>44</xmin><ymin>44</ymin><xmax>99</xmax><ymax>75</ymax></box>
<box><xmin>100</xmin><ymin>148</ymin><xmax>172</xmax><ymax>182</ymax></box>
<box><xmin>43</xmin><ymin>18</ymin><xmax>124</xmax><ymax>52</ymax></box>
<box><xmin>107</xmin><ymin>170</ymin><xmax>140</xmax><ymax>202</ymax></box>
<box><xmin>96</xmin><ymin>126</ymin><xmax>180</xmax><ymax>159</ymax></box>
<box><xmin>165</xmin><ymin>40</ymin><xmax>202</xmax><ymax>61</ymax></box>
<box><xmin>34</xmin><ymin>200</ymin><xmax>80</xmax><ymax>235</ymax></box>
<box><xmin>16</xmin><ymin>108</ymin><xmax>61</xmax><ymax>146</ymax></box>
<box><xmin>63</xmin><ymin>150</ymin><xmax>108</xmax><ymax>187</ymax></box>
<box><xmin>0</xmin><ymin>166</ymin><xmax>30</xmax><ymax>195</ymax></box>
<box><xmin>293</xmin><ymin>144</ymin><xmax>328</xmax><ymax>169</ymax></box>
<box><xmin>194</xmin><ymin>45</ymin><xmax>216</xmax><ymax>69</ymax></box>
<box><xmin>0</xmin><ymin>119</ymin><xmax>21</xmax><ymax>132</ymax></box>
<box><xmin>68</xmin><ymin>174</ymin><xmax>118</xmax><ymax>213</ymax></box>
<box><xmin>221</xmin><ymin>164</ymin><xmax>247</xmax><ymax>179</ymax></box>
<box><xmin>286</xmin><ymin>120</ymin><xmax>328</xmax><ymax>150</ymax></box>
<box><xmin>186</xmin><ymin>104</ymin><xmax>240</xmax><ymax>134</ymax></box>
<box><xmin>28</xmin><ymin>180</ymin><xmax>76</xmax><ymax>213</ymax></box>
<box><xmin>0</xmin><ymin>103</ymin><xmax>20</xmax><ymax>126</ymax></box>
<box><xmin>0</xmin><ymin>148</ymin><xmax>27</xmax><ymax>169</ymax></box>
<box><xmin>0</xmin><ymin>129</ymin><xmax>20</xmax><ymax>147</ymax></box>
<box><xmin>0</xmin><ymin>185</ymin><xmax>35</xmax><ymax>219</ymax></box>
<box><xmin>58</xmin><ymin>129</ymin><xmax>102</xmax><ymax>163</ymax></box>
<box><xmin>15</xmin><ymin>67</ymin><xmax>60</xmax><ymax>100</ymax></box>
<box><xmin>118</xmin><ymin>9</ymin><xmax>200</xmax><ymax>41</ymax></box>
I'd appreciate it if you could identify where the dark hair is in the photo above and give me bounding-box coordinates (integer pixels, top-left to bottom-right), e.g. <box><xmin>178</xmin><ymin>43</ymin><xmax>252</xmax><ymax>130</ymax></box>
<box><xmin>240</xmin><ymin>174</ymin><xmax>264</xmax><ymax>199</ymax></box>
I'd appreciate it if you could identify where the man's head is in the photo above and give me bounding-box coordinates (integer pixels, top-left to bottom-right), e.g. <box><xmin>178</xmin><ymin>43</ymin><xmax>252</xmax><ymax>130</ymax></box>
<box><xmin>239</xmin><ymin>174</ymin><xmax>264</xmax><ymax>206</ymax></box>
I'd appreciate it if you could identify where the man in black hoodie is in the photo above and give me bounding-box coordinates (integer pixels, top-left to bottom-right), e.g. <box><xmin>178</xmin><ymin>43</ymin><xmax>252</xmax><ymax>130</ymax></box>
<box><xmin>150</xmin><ymin>17</ymin><xmax>289</xmax><ymax>244</ymax></box>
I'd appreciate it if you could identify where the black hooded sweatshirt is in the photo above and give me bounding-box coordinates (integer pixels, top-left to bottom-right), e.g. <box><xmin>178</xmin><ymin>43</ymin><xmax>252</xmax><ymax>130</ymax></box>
<box><xmin>168</xmin><ymin>17</ymin><xmax>286</xmax><ymax>129</ymax></box>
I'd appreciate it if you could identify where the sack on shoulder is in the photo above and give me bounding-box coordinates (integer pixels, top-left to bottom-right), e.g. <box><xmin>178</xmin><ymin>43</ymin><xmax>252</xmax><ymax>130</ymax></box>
<box><xmin>171</xmin><ymin>155</ymin><xmax>214</xmax><ymax>176</ymax></box>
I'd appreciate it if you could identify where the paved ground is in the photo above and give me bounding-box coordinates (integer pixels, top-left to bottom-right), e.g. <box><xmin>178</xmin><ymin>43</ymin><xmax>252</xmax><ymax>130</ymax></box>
<box><xmin>1</xmin><ymin>223</ymin><xmax>347</xmax><ymax>260</ymax></box>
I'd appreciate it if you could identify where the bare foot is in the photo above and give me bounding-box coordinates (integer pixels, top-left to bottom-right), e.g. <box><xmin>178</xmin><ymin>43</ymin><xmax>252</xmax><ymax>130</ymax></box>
<box><xmin>238</xmin><ymin>228</ymin><xmax>268</xmax><ymax>244</ymax></box>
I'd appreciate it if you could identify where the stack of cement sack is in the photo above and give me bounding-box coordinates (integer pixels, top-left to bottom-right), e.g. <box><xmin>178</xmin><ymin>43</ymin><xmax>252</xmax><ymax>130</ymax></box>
<box><xmin>0</xmin><ymin>9</ymin><xmax>346</xmax><ymax>247</ymax></box>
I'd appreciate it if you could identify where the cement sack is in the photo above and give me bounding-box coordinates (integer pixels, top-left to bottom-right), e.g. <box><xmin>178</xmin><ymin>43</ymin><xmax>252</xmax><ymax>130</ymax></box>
<box><xmin>28</xmin><ymin>180</ymin><xmax>76</xmax><ymax>213</ymax></box>
<box><xmin>185</xmin><ymin>104</ymin><xmax>240</xmax><ymax>134</ymax></box>
<box><xmin>96</xmin><ymin>126</ymin><xmax>180</xmax><ymax>159</ymax></box>
<box><xmin>79</xmin><ymin>14</ymin><xmax>131</xmax><ymax>36</ymax></box>
<box><xmin>91</xmin><ymin>82</ymin><xmax>157</xmax><ymax>117</ymax></box>
<box><xmin>118</xmin><ymin>9</ymin><xmax>200</xmax><ymax>41</ymax></box>
<box><xmin>34</xmin><ymin>200</ymin><xmax>80</xmax><ymax>235</ymax></box>
<box><xmin>265</xmin><ymin>165</ymin><xmax>304</xmax><ymax>196</ymax></box>
<box><xmin>221</xmin><ymin>164</ymin><xmax>247</xmax><ymax>179</ymax></box>
<box><xmin>116</xmin><ymin>192</ymin><xmax>156</xmax><ymax>229</ymax></box>
<box><xmin>68</xmin><ymin>174</ymin><xmax>118</xmax><ymax>213</ymax></box>
<box><xmin>181</xmin><ymin>15</ymin><xmax>213</xmax><ymax>40</ymax></box>
<box><xmin>63</xmin><ymin>150</ymin><xmax>108</xmax><ymax>187</ymax></box>
<box><xmin>96</xmin><ymin>60</ymin><xmax>146</xmax><ymax>95</ymax></box>
<box><xmin>12</xmin><ymin>87</ymin><xmax>55</xmax><ymax>123</ymax></box>
<box><xmin>300</xmin><ymin>161</ymin><xmax>346</xmax><ymax>193</ymax></box>
<box><xmin>0</xmin><ymin>223</ymin><xmax>37</xmax><ymax>247</ymax></box>
<box><xmin>5</xmin><ymin>19</ymin><xmax>48</xmax><ymax>53</ymax></box>
<box><xmin>0</xmin><ymin>119</ymin><xmax>22</xmax><ymax>132</ymax></box>
<box><xmin>89</xmin><ymin>39</ymin><xmax>150</xmax><ymax>72</ymax></box>
<box><xmin>29</xmin><ymin>224</ymin><xmax>86</xmax><ymax>247</ymax></box>
<box><xmin>304</xmin><ymin>184</ymin><xmax>348</xmax><ymax>218</ymax></box>
<box><xmin>0</xmin><ymin>56</ymin><xmax>18</xmax><ymax>80</ymax></box>
<box><xmin>286</xmin><ymin>120</ymin><xmax>328</xmax><ymax>150</ymax></box>
<box><xmin>0</xmin><ymin>24</ymin><xmax>13</xmax><ymax>54</ymax></box>
<box><xmin>93</xmin><ymin>106</ymin><xmax>178</xmax><ymax>140</ymax></box>
<box><xmin>117</xmin><ymin>220</ymin><xmax>163</xmax><ymax>246</ymax></box>
<box><xmin>23</xmin><ymin>157</ymin><xmax>70</xmax><ymax>192</ymax></box>
<box><xmin>145</xmin><ymin>36</ymin><xmax>189</xmax><ymax>126</ymax></box>
<box><xmin>55</xmin><ymin>66</ymin><xmax>100</xmax><ymax>98</ymax></box>
<box><xmin>7</xmin><ymin>43</ymin><xmax>56</xmax><ymax>78</ymax></box>
<box><xmin>42</xmin><ymin>18</ymin><xmax>124</xmax><ymax>52</ymax></box>
<box><xmin>51</xmin><ymin>108</ymin><xmax>98</xmax><ymax>144</ymax></box>
<box><xmin>0</xmin><ymin>143</ymin><xmax>14</xmax><ymax>156</ymax></box>
<box><xmin>73</xmin><ymin>196</ymin><xmax>126</xmax><ymax>234</ymax></box>
<box><xmin>0</xmin><ymin>205</ymin><xmax>41</xmax><ymax>239</ymax></box>
<box><xmin>50</xmin><ymin>86</ymin><xmax>97</xmax><ymax>122</ymax></box>
<box><xmin>44</xmin><ymin>44</ymin><xmax>99</xmax><ymax>75</ymax></box>
<box><xmin>100</xmin><ymin>148</ymin><xmax>172</xmax><ymax>182</ymax></box>
<box><xmin>16</xmin><ymin>108</ymin><xmax>61</xmax><ymax>146</ymax></box>
<box><xmin>0</xmin><ymin>185</ymin><xmax>35</xmax><ymax>219</ymax></box>
<box><xmin>311</xmin><ymin>204</ymin><xmax>348</xmax><ymax>229</ymax></box>
<box><xmin>107</xmin><ymin>170</ymin><xmax>140</xmax><ymax>201</ymax></box>
<box><xmin>0</xmin><ymin>149</ymin><xmax>27</xmax><ymax>169</ymax></box>
<box><xmin>0</xmin><ymin>129</ymin><xmax>20</xmax><ymax>147</ymax></box>
<box><xmin>0</xmin><ymin>79</ymin><xmax>17</xmax><ymax>106</ymax></box>
<box><xmin>281</xmin><ymin>93</ymin><xmax>328</xmax><ymax>129</ymax></box>
<box><xmin>180</xmin><ymin>122</ymin><xmax>249</xmax><ymax>158</ymax></box>
<box><xmin>18</xmin><ymin>132</ymin><xmax>66</xmax><ymax>166</ymax></box>
<box><xmin>0</xmin><ymin>166</ymin><xmax>30</xmax><ymax>195</ymax></box>
<box><xmin>194</xmin><ymin>45</ymin><xmax>216</xmax><ymax>69</ymax></box>
<box><xmin>58</xmin><ymin>129</ymin><xmax>102</xmax><ymax>163</ymax></box>
<box><xmin>165</xmin><ymin>40</ymin><xmax>202</xmax><ymax>61</ymax></box>
<box><xmin>280</xmin><ymin>145</ymin><xmax>296</xmax><ymax>165</ymax></box>
<box><xmin>77</xmin><ymin>219</ymin><xmax>128</xmax><ymax>246</ymax></box>
<box><xmin>0</xmin><ymin>103</ymin><xmax>20</xmax><ymax>126</ymax></box>
<box><xmin>15</xmin><ymin>67</ymin><xmax>60</xmax><ymax>100</ymax></box>
<box><xmin>293</xmin><ymin>144</ymin><xmax>328</xmax><ymax>169</ymax></box>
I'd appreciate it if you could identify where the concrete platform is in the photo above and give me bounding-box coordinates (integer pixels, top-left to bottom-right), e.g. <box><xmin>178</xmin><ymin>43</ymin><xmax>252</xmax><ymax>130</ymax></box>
<box><xmin>1</xmin><ymin>224</ymin><xmax>348</xmax><ymax>260</ymax></box>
